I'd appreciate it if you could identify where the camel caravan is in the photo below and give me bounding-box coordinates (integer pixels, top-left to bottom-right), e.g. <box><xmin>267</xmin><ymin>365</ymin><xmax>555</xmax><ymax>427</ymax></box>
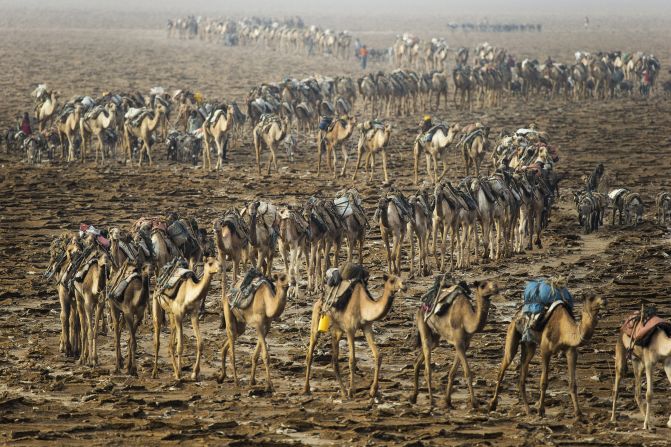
<box><xmin>44</xmin><ymin>198</ymin><xmax>671</xmax><ymax>429</ymax></box>
<box><xmin>167</xmin><ymin>15</ymin><xmax>353</xmax><ymax>59</ymax></box>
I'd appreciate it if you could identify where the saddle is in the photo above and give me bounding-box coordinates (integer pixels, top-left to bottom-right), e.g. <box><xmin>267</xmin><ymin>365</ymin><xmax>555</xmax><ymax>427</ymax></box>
<box><xmin>167</xmin><ymin>218</ymin><xmax>201</xmax><ymax>254</ymax></box>
<box><xmin>477</xmin><ymin>178</ymin><xmax>497</xmax><ymax>203</ymax></box>
<box><xmin>333</xmin><ymin>189</ymin><xmax>366</xmax><ymax>227</ymax></box>
<box><xmin>420</xmin><ymin>274</ymin><xmax>470</xmax><ymax>322</ymax></box>
<box><xmin>622</xmin><ymin>310</ymin><xmax>671</xmax><ymax>347</ymax></box>
<box><xmin>459</xmin><ymin>128</ymin><xmax>485</xmax><ymax>148</ymax></box>
<box><xmin>318</xmin><ymin>115</ymin><xmax>333</xmax><ymax>131</ymax></box>
<box><xmin>125</xmin><ymin>107</ymin><xmax>149</xmax><ymax>126</ymax></box>
<box><xmin>376</xmin><ymin>190</ymin><xmax>413</xmax><ymax>228</ymax></box>
<box><xmin>217</xmin><ymin>209</ymin><xmax>250</xmax><ymax>245</ymax></box>
<box><xmin>519</xmin><ymin>279</ymin><xmax>574</xmax><ymax>343</ymax></box>
<box><xmin>156</xmin><ymin>258</ymin><xmax>196</xmax><ymax>300</ymax></box>
<box><xmin>84</xmin><ymin>105</ymin><xmax>106</xmax><ymax>121</ymax></box>
<box><xmin>258</xmin><ymin>113</ymin><xmax>281</xmax><ymax>133</ymax></box>
<box><xmin>108</xmin><ymin>264</ymin><xmax>140</xmax><ymax>302</ymax></box>
<box><xmin>229</xmin><ymin>267</ymin><xmax>273</xmax><ymax>310</ymax></box>
<box><xmin>323</xmin><ymin>264</ymin><xmax>369</xmax><ymax>311</ymax></box>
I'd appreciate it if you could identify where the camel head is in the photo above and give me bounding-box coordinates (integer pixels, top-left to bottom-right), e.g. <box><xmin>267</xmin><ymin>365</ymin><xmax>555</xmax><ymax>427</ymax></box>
<box><xmin>271</xmin><ymin>272</ymin><xmax>290</xmax><ymax>290</ymax></box>
<box><xmin>382</xmin><ymin>274</ymin><xmax>406</xmax><ymax>294</ymax></box>
<box><xmin>584</xmin><ymin>293</ymin><xmax>607</xmax><ymax>316</ymax></box>
<box><xmin>106</xmin><ymin>102</ymin><xmax>117</xmax><ymax>114</ymax></box>
<box><xmin>472</xmin><ymin>280</ymin><xmax>500</xmax><ymax>299</ymax></box>
<box><xmin>203</xmin><ymin>257</ymin><xmax>221</xmax><ymax>275</ymax></box>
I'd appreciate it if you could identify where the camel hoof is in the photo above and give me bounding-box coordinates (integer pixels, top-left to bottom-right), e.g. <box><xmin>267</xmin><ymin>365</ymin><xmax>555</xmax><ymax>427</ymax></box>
<box><xmin>408</xmin><ymin>395</ymin><xmax>417</xmax><ymax>405</ymax></box>
<box><xmin>303</xmin><ymin>387</ymin><xmax>312</xmax><ymax>395</ymax></box>
<box><xmin>216</xmin><ymin>374</ymin><xmax>225</xmax><ymax>384</ymax></box>
<box><xmin>191</xmin><ymin>372</ymin><xmax>200</xmax><ymax>382</ymax></box>
<box><xmin>488</xmin><ymin>400</ymin><xmax>498</xmax><ymax>412</ymax></box>
<box><xmin>250</xmin><ymin>379</ymin><xmax>257</xmax><ymax>386</ymax></box>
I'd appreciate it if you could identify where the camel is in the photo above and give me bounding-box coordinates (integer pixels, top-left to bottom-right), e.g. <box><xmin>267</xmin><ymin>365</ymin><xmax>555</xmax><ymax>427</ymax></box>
<box><xmin>278</xmin><ymin>208</ymin><xmax>309</xmax><ymax>291</ymax></box>
<box><xmin>352</xmin><ymin>122</ymin><xmax>392</xmax><ymax>183</ymax></box>
<box><xmin>108</xmin><ymin>261</ymin><xmax>151</xmax><ymax>375</ymax></box>
<box><xmin>303</xmin><ymin>197</ymin><xmax>343</xmax><ymax>293</ymax></box>
<box><xmin>407</xmin><ymin>186</ymin><xmax>433</xmax><ymax>277</ymax></box>
<box><xmin>334</xmin><ymin>189</ymin><xmax>367</xmax><ymax>265</ymax></box>
<box><xmin>461</xmin><ymin>127</ymin><xmax>490</xmax><ymax>176</ymax></box>
<box><xmin>413</xmin><ymin>123</ymin><xmax>460</xmax><ymax>184</ymax></box>
<box><xmin>411</xmin><ymin>280</ymin><xmax>499</xmax><ymax>407</ymax></box>
<box><xmin>80</xmin><ymin>102</ymin><xmax>118</xmax><ymax>163</ymax></box>
<box><xmin>452</xmin><ymin>67</ymin><xmax>473</xmax><ymax>110</ymax></box>
<box><xmin>73</xmin><ymin>246</ymin><xmax>110</xmax><ymax>366</ymax></box>
<box><xmin>35</xmin><ymin>90</ymin><xmax>59</xmax><ymax>132</ymax></box>
<box><xmin>213</xmin><ymin>210</ymin><xmax>250</xmax><ymax>326</ymax></box>
<box><xmin>317</xmin><ymin>115</ymin><xmax>356</xmax><ymax>178</ymax></box>
<box><xmin>304</xmin><ymin>274</ymin><xmax>407</xmax><ymax>398</ymax></box>
<box><xmin>151</xmin><ymin>257</ymin><xmax>220</xmax><ymax>380</ymax></box>
<box><xmin>488</xmin><ymin>294</ymin><xmax>606</xmax><ymax>419</ymax></box>
<box><xmin>203</xmin><ymin>105</ymin><xmax>234</xmax><ymax>171</ymax></box>
<box><xmin>611</xmin><ymin>311</ymin><xmax>671</xmax><ymax>430</ymax></box>
<box><xmin>656</xmin><ymin>192</ymin><xmax>671</xmax><ymax>224</ymax></box>
<box><xmin>377</xmin><ymin>189</ymin><xmax>412</xmax><ymax>275</ymax></box>
<box><xmin>514</xmin><ymin>173</ymin><xmax>545</xmax><ymax>252</ymax></box>
<box><xmin>46</xmin><ymin>234</ymin><xmax>82</xmax><ymax>357</ymax></box>
<box><xmin>431</xmin><ymin>71</ymin><xmax>449</xmax><ymax>110</ymax></box>
<box><xmin>219</xmin><ymin>272</ymin><xmax>290</xmax><ymax>391</ymax></box>
<box><xmin>245</xmin><ymin>201</ymin><xmax>279</xmax><ymax>276</ymax></box>
<box><xmin>253</xmin><ymin>114</ymin><xmax>289</xmax><ymax>176</ymax></box>
<box><xmin>56</xmin><ymin>104</ymin><xmax>83</xmax><ymax>162</ymax></box>
<box><xmin>123</xmin><ymin>102</ymin><xmax>167</xmax><ymax>166</ymax></box>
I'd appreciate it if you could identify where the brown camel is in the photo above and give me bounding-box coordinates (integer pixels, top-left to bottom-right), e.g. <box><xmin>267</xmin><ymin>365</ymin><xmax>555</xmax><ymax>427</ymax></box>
<box><xmin>488</xmin><ymin>294</ymin><xmax>606</xmax><ymax>419</ymax></box>
<box><xmin>123</xmin><ymin>102</ymin><xmax>167</xmax><ymax>166</ymax></box>
<box><xmin>407</xmin><ymin>186</ymin><xmax>433</xmax><ymax>277</ymax></box>
<box><xmin>56</xmin><ymin>104</ymin><xmax>83</xmax><ymax>162</ymax></box>
<box><xmin>151</xmin><ymin>257</ymin><xmax>220</xmax><ymax>380</ymax></box>
<box><xmin>278</xmin><ymin>208</ymin><xmax>309</xmax><ymax>291</ymax></box>
<box><xmin>80</xmin><ymin>102</ymin><xmax>118</xmax><ymax>163</ymax></box>
<box><xmin>203</xmin><ymin>105</ymin><xmax>234</xmax><ymax>171</ymax></box>
<box><xmin>352</xmin><ymin>122</ymin><xmax>392</xmax><ymax>183</ymax></box>
<box><xmin>218</xmin><ymin>273</ymin><xmax>290</xmax><ymax>391</ymax></box>
<box><xmin>108</xmin><ymin>261</ymin><xmax>151</xmax><ymax>375</ymax></box>
<box><xmin>377</xmin><ymin>189</ymin><xmax>412</xmax><ymax>275</ymax></box>
<box><xmin>36</xmin><ymin>90</ymin><xmax>59</xmax><ymax>132</ymax></box>
<box><xmin>73</xmin><ymin>246</ymin><xmax>110</xmax><ymax>366</ymax></box>
<box><xmin>317</xmin><ymin>115</ymin><xmax>356</xmax><ymax>178</ymax></box>
<box><xmin>245</xmin><ymin>200</ymin><xmax>279</xmax><ymax>276</ymax></box>
<box><xmin>611</xmin><ymin>311</ymin><xmax>671</xmax><ymax>430</ymax></box>
<box><xmin>253</xmin><ymin>114</ymin><xmax>289</xmax><ymax>176</ymax></box>
<box><xmin>213</xmin><ymin>211</ymin><xmax>250</xmax><ymax>326</ymax></box>
<box><xmin>334</xmin><ymin>188</ymin><xmax>367</xmax><ymax>265</ymax></box>
<box><xmin>304</xmin><ymin>274</ymin><xmax>407</xmax><ymax>398</ymax></box>
<box><xmin>461</xmin><ymin>127</ymin><xmax>490</xmax><ymax>176</ymax></box>
<box><xmin>411</xmin><ymin>280</ymin><xmax>499</xmax><ymax>407</ymax></box>
<box><xmin>413</xmin><ymin>123</ymin><xmax>460</xmax><ymax>185</ymax></box>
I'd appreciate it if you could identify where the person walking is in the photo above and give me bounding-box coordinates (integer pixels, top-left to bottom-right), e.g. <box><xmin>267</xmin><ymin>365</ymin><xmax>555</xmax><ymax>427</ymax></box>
<box><xmin>359</xmin><ymin>45</ymin><xmax>368</xmax><ymax>70</ymax></box>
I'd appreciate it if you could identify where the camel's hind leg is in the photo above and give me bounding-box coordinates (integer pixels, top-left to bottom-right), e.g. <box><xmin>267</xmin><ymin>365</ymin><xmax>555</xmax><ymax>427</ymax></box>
<box><xmin>259</xmin><ymin>328</ymin><xmax>273</xmax><ymax>392</ymax></box>
<box><xmin>346</xmin><ymin>332</ymin><xmax>357</xmax><ymax>398</ymax></box>
<box><xmin>190</xmin><ymin>313</ymin><xmax>202</xmax><ymax>381</ymax></box>
<box><xmin>643</xmin><ymin>357</ymin><xmax>654</xmax><ymax>430</ymax></box>
<box><xmin>303</xmin><ymin>300</ymin><xmax>322</xmax><ymax>394</ymax></box>
<box><xmin>151</xmin><ymin>298</ymin><xmax>161</xmax><ymax>378</ymax></box>
<box><xmin>664</xmin><ymin>358</ymin><xmax>671</xmax><ymax>429</ymax></box>
<box><xmin>632</xmin><ymin>358</ymin><xmax>644</xmax><ymax>415</ymax></box>
<box><xmin>566</xmin><ymin>347</ymin><xmax>582</xmax><ymax>420</ymax></box>
<box><xmin>250</xmin><ymin>339</ymin><xmax>261</xmax><ymax>386</ymax></box>
<box><xmin>518</xmin><ymin>341</ymin><xmax>536</xmax><ymax>415</ymax></box>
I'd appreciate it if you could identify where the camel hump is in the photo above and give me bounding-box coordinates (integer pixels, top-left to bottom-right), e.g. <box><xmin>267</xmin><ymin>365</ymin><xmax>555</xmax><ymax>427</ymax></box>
<box><xmin>230</xmin><ymin>267</ymin><xmax>273</xmax><ymax>309</ymax></box>
<box><xmin>622</xmin><ymin>311</ymin><xmax>671</xmax><ymax>346</ymax></box>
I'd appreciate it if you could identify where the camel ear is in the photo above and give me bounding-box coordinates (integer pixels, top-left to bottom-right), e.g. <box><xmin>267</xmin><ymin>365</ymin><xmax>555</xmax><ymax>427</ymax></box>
<box><xmin>382</xmin><ymin>273</ymin><xmax>389</xmax><ymax>282</ymax></box>
<box><xmin>272</xmin><ymin>273</ymin><xmax>279</xmax><ymax>281</ymax></box>
<box><xmin>471</xmin><ymin>280</ymin><xmax>481</xmax><ymax>289</ymax></box>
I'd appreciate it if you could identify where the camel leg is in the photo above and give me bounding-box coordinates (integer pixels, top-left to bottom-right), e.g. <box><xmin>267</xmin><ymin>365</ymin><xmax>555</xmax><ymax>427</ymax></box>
<box><xmin>352</xmin><ymin>148</ymin><xmax>363</xmax><ymax>181</ymax></box>
<box><xmin>340</xmin><ymin>144</ymin><xmax>349</xmax><ymax>177</ymax></box>
<box><xmin>410</xmin><ymin>351</ymin><xmax>424</xmax><ymax>404</ymax></box>
<box><xmin>151</xmin><ymin>298</ymin><xmax>161</xmax><ymax>378</ymax></box>
<box><xmin>439</xmin><ymin>151</ymin><xmax>449</xmax><ymax>181</ymax></box>
<box><xmin>223</xmin><ymin>298</ymin><xmax>239</xmax><ymax>386</ymax></box>
<box><xmin>381</xmin><ymin>150</ymin><xmax>389</xmax><ymax>184</ymax></box>
<box><xmin>303</xmin><ymin>300</ymin><xmax>322</xmax><ymax>394</ymax></box>
<box><xmin>259</xmin><ymin>329</ymin><xmax>273</xmax><ymax>392</ymax></box>
<box><xmin>111</xmin><ymin>307</ymin><xmax>122</xmax><ymax>373</ymax></box>
<box><xmin>331</xmin><ymin>330</ymin><xmax>347</xmax><ymax>398</ymax></box>
<box><xmin>250</xmin><ymin>339</ymin><xmax>261</xmax><ymax>386</ymax></box>
<box><xmin>537</xmin><ymin>347</ymin><xmax>552</xmax><ymax>417</ymax></box>
<box><xmin>382</xmin><ymin>231</ymin><xmax>392</xmax><ymax>274</ymax></box>
<box><xmin>126</xmin><ymin>313</ymin><xmax>138</xmax><ymax>376</ymax></box>
<box><xmin>317</xmin><ymin>136</ymin><xmax>322</xmax><ymax>175</ymax></box>
<box><xmin>58</xmin><ymin>288</ymin><xmax>71</xmax><ymax>355</ymax></box>
<box><xmin>191</xmin><ymin>313</ymin><xmax>202</xmax><ymax>381</ymax></box>
<box><xmin>664</xmin><ymin>359</ymin><xmax>671</xmax><ymax>429</ymax></box>
<box><xmin>566</xmin><ymin>347</ymin><xmax>582</xmax><ymax>420</ymax></box>
<box><xmin>174</xmin><ymin>315</ymin><xmax>184</xmax><ymax>380</ymax></box>
<box><xmin>444</xmin><ymin>356</ymin><xmax>459</xmax><ymax>409</ymax></box>
<box><xmin>457</xmin><ymin>343</ymin><xmax>478</xmax><ymax>409</ymax></box>
<box><xmin>490</xmin><ymin>324</ymin><xmax>521</xmax><ymax>411</ymax></box>
<box><xmin>346</xmin><ymin>332</ymin><xmax>357</xmax><ymax>398</ymax></box>
<box><xmin>643</xmin><ymin>358</ymin><xmax>654</xmax><ymax>430</ymax></box>
<box><xmin>409</xmin><ymin>227</ymin><xmax>416</xmax><ymax>277</ymax></box>
<box><xmin>519</xmin><ymin>342</ymin><xmax>537</xmax><ymax>415</ymax></box>
<box><xmin>424</xmin><ymin>153</ymin><xmax>432</xmax><ymax>184</ymax></box>
<box><xmin>364</xmin><ymin>327</ymin><xmax>381</xmax><ymax>398</ymax></box>
<box><xmin>633</xmin><ymin>358</ymin><xmax>644</xmax><ymax>415</ymax></box>
<box><xmin>431</xmin><ymin>154</ymin><xmax>438</xmax><ymax>183</ymax></box>
<box><xmin>89</xmin><ymin>298</ymin><xmax>101</xmax><ymax>366</ymax></box>
<box><xmin>611</xmin><ymin>337</ymin><xmax>626</xmax><ymax>422</ymax></box>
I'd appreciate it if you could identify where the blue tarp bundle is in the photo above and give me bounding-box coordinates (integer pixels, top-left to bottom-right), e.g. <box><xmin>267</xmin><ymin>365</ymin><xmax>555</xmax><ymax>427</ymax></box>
<box><xmin>319</xmin><ymin>116</ymin><xmax>333</xmax><ymax>131</ymax></box>
<box><xmin>522</xmin><ymin>279</ymin><xmax>573</xmax><ymax>314</ymax></box>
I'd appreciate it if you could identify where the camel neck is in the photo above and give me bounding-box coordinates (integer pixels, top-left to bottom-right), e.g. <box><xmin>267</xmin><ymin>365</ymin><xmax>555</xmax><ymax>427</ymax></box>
<box><xmin>266</xmin><ymin>284</ymin><xmax>288</xmax><ymax>319</ymax></box>
<box><xmin>464</xmin><ymin>291</ymin><xmax>491</xmax><ymax>334</ymax></box>
<box><xmin>361</xmin><ymin>283</ymin><xmax>396</xmax><ymax>322</ymax></box>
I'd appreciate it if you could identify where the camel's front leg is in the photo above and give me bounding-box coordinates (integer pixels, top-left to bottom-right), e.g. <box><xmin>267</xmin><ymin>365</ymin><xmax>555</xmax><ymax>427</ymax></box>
<box><xmin>536</xmin><ymin>349</ymin><xmax>552</xmax><ymax>417</ymax></box>
<box><xmin>190</xmin><ymin>313</ymin><xmax>202</xmax><ymax>381</ymax></box>
<box><xmin>174</xmin><ymin>315</ymin><xmax>184</xmax><ymax>380</ymax></box>
<box><xmin>346</xmin><ymin>332</ymin><xmax>356</xmax><ymax>398</ymax></box>
<box><xmin>518</xmin><ymin>342</ymin><xmax>536</xmax><ymax>415</ymax></box>
<box><xmin>643</xmin><ymin>359</ymin><xmax>654</xmax><ymax>430</ymax></box>
<box><xmin>303</xmin><ymin>300</ymin><xmax>322</xmax><ymax>394</ymax></box>
<box><xmin>665</xmin><ymin>359</ymin><xmax>671</xmax><ymax>429</ymax></box>
<box><xmin>381</xmin><ymin>150</ymin><xmax>389</xmax><ymax>183</ymax></box>
<box><xmin>331</xmin><ymin>330</ymin><xmax>346</xmax><ymax>398</ymax></box>
<box><xmin>364</xmin><ymin>327</ymin><xmax>381</xmax><ymax>398</ymax></box>
<box><xmin>352</xmin><ymin>147</ymin><xmax>363</xmax><ymax>181</ymax></box>
<box><xmin>250</xmin><ymin>339</ymin><xmax>261</xmax><ymax>386</ymax></box>
<box><xmin>339</xmin><ymin>144</ymin><xmax>349</xmax><ymax>177</ymax></box>
<box><xmin>260</xmin><ymin>330</ymin><xmax>273</xmax><ymax>392</ymax></box>
<box><xmin>151</xmin><ymin>298</ymin><xmax>161</xmax><ymax>378</ymax></box>
<box><xmin>611</xmin><ymin>337</ymin><xmax>626</xmax><ymax>422</ymax></box>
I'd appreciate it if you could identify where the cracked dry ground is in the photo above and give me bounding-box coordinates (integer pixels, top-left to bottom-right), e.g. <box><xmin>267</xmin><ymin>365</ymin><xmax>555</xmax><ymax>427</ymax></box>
<box><xmin>1</xmin><ymin>21</ymin><xmax>671</xmax><ymax>447</ymax></box>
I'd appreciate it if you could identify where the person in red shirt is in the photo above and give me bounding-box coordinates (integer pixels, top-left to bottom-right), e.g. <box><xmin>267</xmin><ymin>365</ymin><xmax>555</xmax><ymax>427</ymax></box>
<box><xmin>20</xmin><ymin>112</ymin><xmax>32</xmax><ymax>136</ymax></box>
<box><xmin>359</xmin><ymin>45</ymin><xmax>368</xmax><ymax>70</ymax></box>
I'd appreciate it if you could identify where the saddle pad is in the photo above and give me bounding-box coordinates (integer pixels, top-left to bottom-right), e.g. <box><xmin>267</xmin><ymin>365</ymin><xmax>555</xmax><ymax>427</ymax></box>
<box><xmin>109</xmin><ymin>272</ymin><xmax>139</xmax><ymax>301</ymax></box>
<box><xmin>622</xmin><ymin>312</ymin><xmax>670</xmax><ymax>345</ymax></box>
<box><xmin>124</xmin><ymin>107</ymin><xmax>144</xmax><ymax>120</ymax></box>
<box><xmin>230</xmin><ymin>276</ymin><xmax>273</xmax><ymax>310</ymax></box>
<box><xmin>165</xmin><ymin>268</ymin><xmax>196</xmax><ymax>290</ymax></box>
<box><xmin>608</xmin><ymin>188</ymin><xmax>628</xmax><ymax>200</ymax></box>
<box><xmin>333</xmin><ymin>196</ymin><xmax>354</xmax><ymax>218</ymax></box>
